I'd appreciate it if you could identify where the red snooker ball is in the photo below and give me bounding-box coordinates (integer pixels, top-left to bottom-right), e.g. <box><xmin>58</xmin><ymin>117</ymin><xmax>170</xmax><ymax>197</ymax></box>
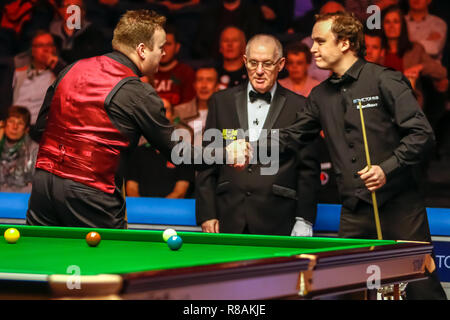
<box><xmin>86</xmin><ymin>231</ymin><xmax>101</xmax><ymax>247</ymax></box>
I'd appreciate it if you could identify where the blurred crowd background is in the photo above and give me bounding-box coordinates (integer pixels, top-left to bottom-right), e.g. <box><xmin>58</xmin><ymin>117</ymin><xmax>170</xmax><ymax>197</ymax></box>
<box><xmin>0</xmin><ymin>0</ymin><xmax>449</xmax><ymax>208</ymax></box>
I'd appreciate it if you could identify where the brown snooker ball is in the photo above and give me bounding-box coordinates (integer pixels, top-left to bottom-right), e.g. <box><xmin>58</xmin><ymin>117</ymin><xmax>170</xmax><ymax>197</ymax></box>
<box><xmin>86</xmin><ymin>231</ymin><xmax>101</xmax><ymax>247</ymax></box>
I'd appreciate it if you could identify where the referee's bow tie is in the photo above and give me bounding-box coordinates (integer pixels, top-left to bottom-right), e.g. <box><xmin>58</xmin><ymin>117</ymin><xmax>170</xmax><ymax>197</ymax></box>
<box><xmin>249</xmin><ymin>90</ymin><xmax>271</xmax><ymax>104</ymax></box>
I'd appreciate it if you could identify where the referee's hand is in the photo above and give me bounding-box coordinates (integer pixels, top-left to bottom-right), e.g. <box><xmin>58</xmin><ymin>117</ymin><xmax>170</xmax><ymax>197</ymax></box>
<box><xmin>201</xmin><ymin>219</ymin><xmax>219</xmax><ymax>233</ymax></box>
<box><xmin>358</xmin><ymin>165</ymin><xmax>386</xmax><ymax>192</ymax></box>
<box><xmin>225</xmin><ymin>139</ymin><xmax>253</xmax><ymax>169</ymax></box>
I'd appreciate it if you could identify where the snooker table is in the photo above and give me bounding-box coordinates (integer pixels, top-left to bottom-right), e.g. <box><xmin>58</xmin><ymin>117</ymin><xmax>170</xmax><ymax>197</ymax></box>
<box><xmin>0</xmin><ymin>224</ymin><xmax>434</xmax><ymax>300</ymax></box>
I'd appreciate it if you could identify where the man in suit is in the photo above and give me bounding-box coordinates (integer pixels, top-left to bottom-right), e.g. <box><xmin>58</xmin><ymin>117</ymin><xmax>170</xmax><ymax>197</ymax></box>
<box><xmin>196</xmin><ymin>34</ymin><xmax>321</xmax><ymax>236</ymax></box>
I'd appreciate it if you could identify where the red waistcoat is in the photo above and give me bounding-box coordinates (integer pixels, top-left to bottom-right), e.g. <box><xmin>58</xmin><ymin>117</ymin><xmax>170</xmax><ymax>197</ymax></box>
<box><xmin>36</xmin><ymin>55</ymin><xmax>138</xmax><ymax>193</ymax></box>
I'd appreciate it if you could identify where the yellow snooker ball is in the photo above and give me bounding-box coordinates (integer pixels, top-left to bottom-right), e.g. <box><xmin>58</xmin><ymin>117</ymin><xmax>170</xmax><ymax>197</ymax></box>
<box><xmin>4</xmin><ymin>228</ymin><xmax>20</xmax><ymax>244</ymax></box>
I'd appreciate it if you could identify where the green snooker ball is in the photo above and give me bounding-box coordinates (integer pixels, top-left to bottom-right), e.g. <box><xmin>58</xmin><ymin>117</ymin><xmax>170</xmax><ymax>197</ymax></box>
<box><xmin>4</xmin><ymin>228</ymin><xmax>20</xmax><ymax>244</ymax></box>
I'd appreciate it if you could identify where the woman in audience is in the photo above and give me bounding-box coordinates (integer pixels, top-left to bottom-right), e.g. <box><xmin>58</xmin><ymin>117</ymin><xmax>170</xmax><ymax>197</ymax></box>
<box><xmin>381</xmin><ymin>5</ymin><xmax>447</xmax><ymax>107</ymax></box>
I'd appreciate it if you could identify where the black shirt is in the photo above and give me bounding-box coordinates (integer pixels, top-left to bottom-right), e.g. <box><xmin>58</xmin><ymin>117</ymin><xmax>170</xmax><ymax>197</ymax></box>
<box><xmin>127</xmin><ymin>144</ymin><xmax>194</xmax><ymax>197</ymax></box>
<box><xmin>278</xmin><ymin>58</ymin><xmax>434</xmax><ymax>209</ymax></box>
<box><xmin>216</xmin><ymin>64</ymin><xmax>248</xmax><ymax>90</ymax></box>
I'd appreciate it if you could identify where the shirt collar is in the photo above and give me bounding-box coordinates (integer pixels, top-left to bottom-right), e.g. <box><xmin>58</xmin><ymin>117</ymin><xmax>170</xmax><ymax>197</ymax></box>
<box><xmin>246</xmin><ymin>81</ymin><xmax>277</xmax><ymax>103</ymax></box>
<box><xmin>106</xmin><ymin>50</ymin><xmax>143</xmax><ymax>77</ymax></box>
<box><xmin>26</xmin><ymin>63</ymin><xmax>50</xmax><ymax>79</ymax></box>
<box><xmin>329</xmin><ymin>58</ymin><xmax>365</xmax><ymax>84</ymax></box>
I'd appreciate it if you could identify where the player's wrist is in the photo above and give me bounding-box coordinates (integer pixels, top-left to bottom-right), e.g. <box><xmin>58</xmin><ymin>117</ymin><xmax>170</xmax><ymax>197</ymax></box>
<box><xmin>379</xmin><ymin>156</ymin><xmax>398</xmax><ymax>177</ymax></box>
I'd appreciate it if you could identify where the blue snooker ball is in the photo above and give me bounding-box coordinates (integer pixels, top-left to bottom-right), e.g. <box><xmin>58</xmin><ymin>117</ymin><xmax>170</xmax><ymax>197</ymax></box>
<box><xmin>167</xmin><ymin>235</ymin><xmax>183</xmax><ymax>250</ymax></box>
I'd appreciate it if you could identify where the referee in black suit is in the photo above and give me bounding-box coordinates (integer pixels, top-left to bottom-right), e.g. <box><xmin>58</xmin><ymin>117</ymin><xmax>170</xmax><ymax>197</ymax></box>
<box><xmin>196</xmin><ymin>34</ymin><xmax>321</xmax><ymax>236</ymax></box>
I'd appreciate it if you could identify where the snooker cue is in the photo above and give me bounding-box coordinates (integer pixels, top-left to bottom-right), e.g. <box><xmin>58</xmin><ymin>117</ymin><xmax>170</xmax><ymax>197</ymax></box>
<box><xmin>358</xmin><ymin>102</ymin><xmax>383</xmax><ymax>240</ymax></box>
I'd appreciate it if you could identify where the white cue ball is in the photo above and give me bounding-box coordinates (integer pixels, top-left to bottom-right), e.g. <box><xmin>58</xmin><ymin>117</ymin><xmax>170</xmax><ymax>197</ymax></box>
<box><xmin>163</xmin><ymin>228</ymin><xmax>177</xmax><ymax>242</ymax></box>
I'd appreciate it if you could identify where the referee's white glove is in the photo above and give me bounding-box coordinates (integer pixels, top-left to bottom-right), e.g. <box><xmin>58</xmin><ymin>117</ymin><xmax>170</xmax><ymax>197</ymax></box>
<box><xmin>291</xmin><ymin>217</ymin><xmax>313</xmax><ymax>237</ymax></box>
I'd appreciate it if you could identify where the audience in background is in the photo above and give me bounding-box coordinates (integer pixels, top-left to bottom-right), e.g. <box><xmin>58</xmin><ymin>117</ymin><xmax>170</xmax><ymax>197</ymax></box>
<box><xmin>0</xmin><ymin>0</ymin><xmax>38</xmax><ymax>36</ymax></box>
<box><xmin>381</xmin><ymin>5</ymin><xmax>447</xmax><ymax>110</ymax></box>
<box><xmin>289</xmin><ymin>0</ymin><xmax>324</xmax><ymax>38</ymax></box>
<box><xmin>12</xmin><ymin>30</ymin><xmax>64</xmax><ymax>127</ymax></box>
<box><xmin>193</xmin><ymin>0</ymin><xmax>262</xmax><ymax>60</ymax></box>
<box><xmin>0</xmin><ymin>56</ymin><xmax>14</xmax><ymax>121</ymax></box>
<box><xmin>379</xmin><ymin>4</ymin><xmax>449</xmax><ymax>209</ymax></box>
<box><xmin>382</xmin><ymin>5</ymin><xmax>446</xmax><ymax>79</ymax></box>
<box><xmin>50</xmin><ymin>0</ymin><xmax>109</xmax><ymax>64</ymax></box>
<box><xmin>364</xmin><ymin>29</ymin><xmax>385</xmax><ymax>65</ymax></box>
<box><xmin>152</xmin><ymin>24</ymin><xmax>196</xmax><ymax>107</ymax></box>
<box><xmin>0</xmin><ymin>106</ymin><xmax>38</xmax><ymax>193</ymax></box>
<box><xmin>0</xmin><ymin>0</ymin><xmax>55</xmax><ymax>53</ymax></box>
<box><xmin>174</xmin><ymin>67</ymin><xmax>218</xmax><ymax>146</ymax></box>
<box><xmin>216</xmin><ymin>26</ymin><xmax>248</xmax><ymax>90</ymax></box>
<box><xmin>279</xmin><ymin>41</ymin><xmax>319</xmax><ymax>97</ymax></box>
<box><xmin>344</xmin><ymin>0</ymin><xmax>399</xmax><ymax>23</ymax></box>
<box><xmin>257</xmin><ymin>0</ymin><xmax>293</xmax><ymax>35</ymax></box>
<box><xmin>406</xmin><ymin>0</ymin><xmax>447</xmax><ymax>61</ymax></box>
<box><xmin>146</xmin><ymin>0</ymin><xmax>201</xmax><ymax>12</ymax></box>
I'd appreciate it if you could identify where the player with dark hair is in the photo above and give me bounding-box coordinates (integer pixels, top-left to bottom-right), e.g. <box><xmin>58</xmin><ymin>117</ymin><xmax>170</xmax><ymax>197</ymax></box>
<box><xmin>277</xmin><ymin>11</ymin><xmax>446</xmax><ymax>300</ymax></box>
